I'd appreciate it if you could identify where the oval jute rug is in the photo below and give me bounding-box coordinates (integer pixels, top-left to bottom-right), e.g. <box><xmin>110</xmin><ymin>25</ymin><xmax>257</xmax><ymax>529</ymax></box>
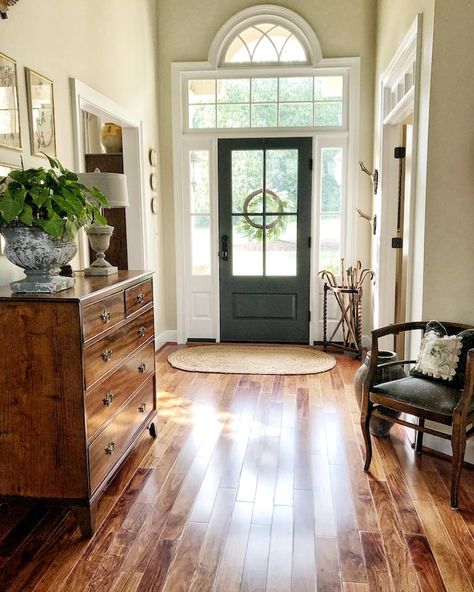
<box><xmin>167</xmin><ymin>345</ymin><xmax>336</xmax><ymax>375</ymax></box>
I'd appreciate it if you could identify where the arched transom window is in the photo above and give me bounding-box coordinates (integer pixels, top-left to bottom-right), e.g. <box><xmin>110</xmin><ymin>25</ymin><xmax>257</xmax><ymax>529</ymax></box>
<box><xmin>184</xmin><ymin>6</ymin><xmax>343</xmax><ymax>131</ymax></box>
<box><xmin>224</xmin><ymin>23</ymin><xmax>307</xmax><ymax>64</ymax></box>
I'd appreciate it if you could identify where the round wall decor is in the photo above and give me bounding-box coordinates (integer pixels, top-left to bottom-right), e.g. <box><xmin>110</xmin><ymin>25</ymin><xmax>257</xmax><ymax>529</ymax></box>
<box><xmin>149</xmin><ymin>172</ymin><xmax>158</xmax><ymax>191</ymax></box>
<box><xmin>148</xmin><ymin>148</ymin><xmax>158</xmax><ymax>167</ymax></box>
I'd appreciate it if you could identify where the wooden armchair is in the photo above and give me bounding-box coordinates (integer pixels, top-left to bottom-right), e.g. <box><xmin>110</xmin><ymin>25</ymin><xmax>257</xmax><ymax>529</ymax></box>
<box><xmin>360</xmin><ymin>321</ymin><xmax>474</xmax><ymax>509</ymax></box>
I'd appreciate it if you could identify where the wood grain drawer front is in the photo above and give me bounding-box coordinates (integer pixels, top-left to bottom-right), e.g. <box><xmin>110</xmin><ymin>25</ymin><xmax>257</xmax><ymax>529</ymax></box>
<box><xmin>89</xmin><ymin>377</ymin><xmax>155</xmax><ymax>493</ymax></box>
<box><xmin>82</xmin><ymin>292</ymin><xmax>125</xmax><ymax>342</ymax></box>
<box><xmin>85</xmin><ymin>341</ymin><xmax>156</xmax><ymax>440</ymax></box>
<box><xmin>125</xmin><ymin>280</ymin><xmax>153</xmax><ymax>317</ymax></box>
<box><xmin>84</xmin><ymin>307</ymin><xmax>155</xmax><ymax>388</ymax></box>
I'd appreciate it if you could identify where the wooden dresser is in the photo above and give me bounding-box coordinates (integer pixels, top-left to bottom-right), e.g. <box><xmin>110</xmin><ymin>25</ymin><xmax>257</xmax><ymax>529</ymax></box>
<box><xmin>0</xmin><ymin>271</ymin><xmax>157</xmax><ymax>536</ymax></box>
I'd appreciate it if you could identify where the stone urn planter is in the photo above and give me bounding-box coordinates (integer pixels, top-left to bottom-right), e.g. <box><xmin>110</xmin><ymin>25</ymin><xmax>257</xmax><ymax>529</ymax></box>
<box><xmin>0</xmin><ymin>156</ymin><xmax>109</xmax><ymax>294</ymax></box>
<box><xmin>0</xmin><ymin>226</ymin><xmax>77</xmax><ymax>293</ymax></box>
<box><xmin>354</xmin><ymin>350</ymin><xmax>406</xmax><ymax>437</ymax></box>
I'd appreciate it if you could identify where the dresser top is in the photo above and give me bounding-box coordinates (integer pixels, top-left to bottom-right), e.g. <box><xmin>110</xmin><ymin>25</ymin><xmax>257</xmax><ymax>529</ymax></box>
<box><xmin>0</xmin><ymin>270</ymin><xmax>153</xmax><ymax>304</ymax></box>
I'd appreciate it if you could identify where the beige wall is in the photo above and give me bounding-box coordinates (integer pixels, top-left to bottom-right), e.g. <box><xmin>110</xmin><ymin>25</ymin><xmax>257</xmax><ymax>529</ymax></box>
<box><xmin>375</xmin><ymin>0</ymin><xmax>473</xmax><ymax>326</ymax></box>
<box><xmin>422</xmin><ymin>0</ymin><xmax>474</xmax><ymax>323</ymax></box>
<box><xmin>157</xmin><ymin>0</ymin><xmax>377</xmax><ymax>332</ymax></box>
<box><xmin>374</xmin><ymin>0</ymin><xmax>435</xmax><ymax>329</ymax></box>
<box><xmin>0</xmin><ymin>0</ymin><xmax>166</xmax><ymax>334</ymax></box>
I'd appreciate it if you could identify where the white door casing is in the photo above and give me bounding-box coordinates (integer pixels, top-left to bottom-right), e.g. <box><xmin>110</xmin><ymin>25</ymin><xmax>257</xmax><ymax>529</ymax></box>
<box><xmin>171</xmin><ymin>7</ymin><xmax>360</xmax><ymax>343</ymax></box>
<box><xmin>70</xmin><ymin>78</ymin><xmax>148</xmax><ymax>272</ymax></box>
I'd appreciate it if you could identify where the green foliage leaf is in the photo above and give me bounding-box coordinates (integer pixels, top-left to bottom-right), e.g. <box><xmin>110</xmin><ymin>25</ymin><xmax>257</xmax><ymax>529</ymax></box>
<box><xmin>0</xmin><ymin>194</ymin><xmax>24</xmax><ymax>223</ymax></box>
<box><xmin>94</xmin><ymin>212</ymin><xmax>107</xmax><ymax>226</ymax></box>
<box><xmin>90</xmin><ymin>186</ymin><xmax>109</xmax><ymax>207</ymax></box>
<box><xmin>19</xmin><ymin>204</ymin><xmax>33</xmax><ymax>225</ymax></box>
<box><xmin>38</xmin><ymin>211</ymin><xmax>65</xmax><ymax>238</ymax></box>
<box><xmin>0</xmin><ymin>156</ymin><xmax>109</xmax><ymax>238</ymax></box>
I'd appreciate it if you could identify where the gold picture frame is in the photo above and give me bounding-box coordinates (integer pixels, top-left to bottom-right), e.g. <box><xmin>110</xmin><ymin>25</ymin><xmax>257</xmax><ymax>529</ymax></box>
<box><xmin>0</xmin><ymin>162</ymin><xmax>21</xmax><ymax>255</ymax></box>
<box><xmin>0</xmin><ymin>52</ymin><xmax>22</xmax><ymax>151</ymax></box>
<box><xmin>25</xmin><ymin>68</ymin><xmax>56</xmax><ymax>157</ymax></box>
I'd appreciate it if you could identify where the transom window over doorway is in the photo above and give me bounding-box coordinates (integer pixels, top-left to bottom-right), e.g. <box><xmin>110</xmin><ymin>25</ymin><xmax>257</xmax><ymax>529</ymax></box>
<box><xmin>187</xmin><ymin>75</ymin><xmax>344</xmax><ymax>130</ymax></box>
<box><xmin>172</xmin><ymin>5</ymin><xmax>359</xmax><ymax>343</ymax></box>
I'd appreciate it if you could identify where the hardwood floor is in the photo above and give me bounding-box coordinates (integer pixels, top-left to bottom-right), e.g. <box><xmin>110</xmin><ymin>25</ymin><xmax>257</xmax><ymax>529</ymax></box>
<box><xmin>1</xmin><ymin>344</ymin><xmax>473</xmax><ymax>592</ymax></box>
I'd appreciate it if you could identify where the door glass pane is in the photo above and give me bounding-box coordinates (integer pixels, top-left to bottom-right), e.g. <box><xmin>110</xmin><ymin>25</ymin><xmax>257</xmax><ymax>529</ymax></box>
<box><xmin>189</xmin><ymin>104</ymin><xmax>215</xmax><ymax>129</ymax></box>
<box><xmin>217</xmin><ymin>79</ymin><xmax>250</xmax><ymax>103</ymax></box>
<box><xmin>266</xmin><ymin>215</ymin><xmax>297</xmax><ymax>276</ymax></box>
<box><xmin>279</xmin><ymin>77</ymin><xmax>313</xmax><ymax>102</ymax></box>
<box><xmin>321</xmin><ymin>148</ymin><xmax>342</xmax><ymax>213</ymax></box>
<box><xmin>251</xmin><ymin>103</ymin><xmax>277</xmax><ymax>127</ymax></box>
<box><xmin>217</xmin><ymin>104</ymin><xmax>250</xmax><ymax>128</ymax></box>
<box><xmin>251</xmin><ymin>78</ymin><xmax>277</xmax><ymax>102</ymax></box>
<box><xmin>315</xmin><ymin>102</ymin><xmax>343</xmax><ymax>126</ymax></box>
<box><xmin>314</xmin><ymin>76</ymin><xmax>343</xmax><ymax>101</ymax></box>
<box><xmin>188</xmin><ymin>80</ymin><xmax>216</xmax><ymax>104</ymax></box>
<box><xmin>278</xmin><ymin>102</ymin><xmax>313</xmax><ymax>127</ymax></box>
<box><xmin>231</xmin><ymin>150</ymin><xmax>264</xmax><ymax>212</ymax></box>
<box><xmin>190</xmin><ymin>151</ymin><xmax>209</xmax><ymax>213</ymax></box>
<box><xmin>244</xmin><ymin>190</ymin><xmax>263</xmax><ymax>213</ymax></box>
<box><xmin>191</xmin><ymin>215</ymin><xmax>211</xmax><ymax>275</ymax></box>
<box><xmin>232</xmin><ymin>215</ymin><xmax>263</xmax><ymax>276</ymax></box>
<box><xmin>320</xmin><ymin>214</ymin><xmax>340</xmax><ymax>275</ymax></box>
<box><xmin>266</xmin><ymin>149</ymin><xmax>298</xmax><ymax>212</ymax></box>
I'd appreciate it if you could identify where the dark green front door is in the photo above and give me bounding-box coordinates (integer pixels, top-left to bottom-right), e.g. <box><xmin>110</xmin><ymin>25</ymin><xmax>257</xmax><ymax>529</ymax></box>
<box><xmin>218</xmin><ymin>137</ymin><xmax>312</xmax><ymax>343</ymax></box>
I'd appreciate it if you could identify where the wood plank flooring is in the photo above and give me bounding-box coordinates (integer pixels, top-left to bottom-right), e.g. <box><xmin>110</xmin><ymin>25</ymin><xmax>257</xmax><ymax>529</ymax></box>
<box><xmin>0</xmin><ymin>344</ymin><xmax>473</xmax><ymax>591</ymax></box>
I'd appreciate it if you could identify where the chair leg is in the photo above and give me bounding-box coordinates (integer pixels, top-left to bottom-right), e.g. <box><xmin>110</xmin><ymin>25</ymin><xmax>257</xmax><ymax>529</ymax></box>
<box><xmin>415</xmin><ymin>419</ymin><xmax>425</xmax><ymax>455</ymax></box>
<box><xmin>450</xmin><ymin>419</ymin><xmax>467</xmax><ymax>509</ymax></box>
<box><xmin>360</xmin><ymin>401</ymin><xmax>373</xmax><ymax>472</ymax></box>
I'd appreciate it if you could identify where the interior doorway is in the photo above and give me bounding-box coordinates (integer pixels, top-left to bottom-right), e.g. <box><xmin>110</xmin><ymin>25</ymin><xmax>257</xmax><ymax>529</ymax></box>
<box><xmin>70</xmin><ymin>79</ymin><xmax>148</xmax><ymax>272</ymax></box>
<box><xmin>218</xmin><ymin>137</ymin><xmax>312</xmax><ymax>343</ymax></box>
<box><xmin>394</xmin><ymin>119</ymin><xmax>413</xmax><ymax>357</ymax></box>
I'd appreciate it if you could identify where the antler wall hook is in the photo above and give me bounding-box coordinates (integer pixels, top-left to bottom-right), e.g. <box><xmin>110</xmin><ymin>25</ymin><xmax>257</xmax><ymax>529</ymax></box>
<box><xmin>0</xmin><ymin>0</ymin><xmax>19</xmax><ymax>19</ymax></box>
<box><xmin>359</xmin><ymin>161</ymin><xmax>379</xmax><ymax>195</ymax></box>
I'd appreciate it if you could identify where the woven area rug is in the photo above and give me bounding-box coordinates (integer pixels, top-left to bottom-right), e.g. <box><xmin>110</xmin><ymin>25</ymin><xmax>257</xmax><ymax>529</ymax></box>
<box><xmin>167</xmin><ymin>344</ymin><xmax>336</xmax><ymax>375</ymax></box>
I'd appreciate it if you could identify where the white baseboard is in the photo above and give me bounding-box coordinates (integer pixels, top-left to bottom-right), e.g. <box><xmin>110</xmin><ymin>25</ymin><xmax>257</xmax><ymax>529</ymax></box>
<box><xmin>155</xmin><ymin>330</ymin><xmax>177</xmax><ymax>350</ymax></box>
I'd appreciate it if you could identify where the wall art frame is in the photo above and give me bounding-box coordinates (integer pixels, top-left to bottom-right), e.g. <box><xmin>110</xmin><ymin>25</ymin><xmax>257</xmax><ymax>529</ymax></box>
<box><xmin>25</xmin><ymin>67</ymin><xmax>56</xmax><ymax>157</ymax></box>
<box><xmin>0</xmin><ymin>52</ymin><xmax>22</xmax><ymax>151</ymax></box>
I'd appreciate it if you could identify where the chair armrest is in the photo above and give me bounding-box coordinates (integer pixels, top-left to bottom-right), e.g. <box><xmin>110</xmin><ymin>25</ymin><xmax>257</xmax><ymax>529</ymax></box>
<box><xmin>378</xmin><ymin>360</ymin><xmax>416</xmax><ymax>369</ymax></box>
<box><xmin>365</xmin><ymin>321</ymin><xmax>426</xmax><ymax>391</ymax></box>
<box><xmin>371</xmin><ymin>321</ymin><xmax>427</xmax><ymax>339</ymax></box>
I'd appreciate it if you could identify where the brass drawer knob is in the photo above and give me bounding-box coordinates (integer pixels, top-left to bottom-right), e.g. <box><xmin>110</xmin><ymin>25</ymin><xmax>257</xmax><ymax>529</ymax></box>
<box><xmin>136</xmin><ymin>293</ymin><xmax>145</xmax><ymax>304</ymax></box>
<box><xmin>102</xmin><ymin>392</ymin><xmax>114</xmax><ymax>407</ymax></box>
<box><xmin>138</xmin><ymin>325</ymin><xmax>146</xmax><ymax>337</ymax></box>
<box><xmin>102</xmin><ymin>349</ymin><xmax>113</xmax><ymax>362</ymax></box>
<box><xmin>105</xmin><ymin>442</ymin><xmax>115</xmax><ymax>455</ymax></box>
<box><xmin>138</xmin><ymin>363</ymin><xmax>146</xmax><ymax>374</ymax></box>
<box><xmin>138</xmin><ymin>402</ymin><xmax>147</xmax><ymax>413</ymax></box>
<box><xmin>101</xmin><ymin>310</ymin><xmax>111</xmax><ymax>324</ymax></box>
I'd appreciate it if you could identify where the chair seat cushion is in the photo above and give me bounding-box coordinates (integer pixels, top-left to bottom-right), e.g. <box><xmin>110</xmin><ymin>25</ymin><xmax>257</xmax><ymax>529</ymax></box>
<box><xmin>372</xmin><ymin>376</ymin><xmax>464</xmax><ymax>415</ymax></box>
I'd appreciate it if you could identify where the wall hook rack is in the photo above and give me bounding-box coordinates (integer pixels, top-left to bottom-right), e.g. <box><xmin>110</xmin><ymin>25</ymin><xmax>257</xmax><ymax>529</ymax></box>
<box><xmin>359</xmin><ymin>161</ymin><xmax>378</xmax><ymax>194</ymax></box>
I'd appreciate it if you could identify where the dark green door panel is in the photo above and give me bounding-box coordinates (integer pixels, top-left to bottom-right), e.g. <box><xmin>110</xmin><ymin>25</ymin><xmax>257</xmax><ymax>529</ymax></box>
<box><xmin>218</xmin><ymin>137</ymin><xmax>312</xmax><ymax>343</ymax></box>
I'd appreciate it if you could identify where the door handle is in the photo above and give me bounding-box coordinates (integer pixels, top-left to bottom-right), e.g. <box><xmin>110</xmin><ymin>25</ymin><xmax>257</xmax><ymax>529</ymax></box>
<box><xmin>221</xmin><ymin>235</ymin><xmax>229</xmax><ymax>261</ymax></box>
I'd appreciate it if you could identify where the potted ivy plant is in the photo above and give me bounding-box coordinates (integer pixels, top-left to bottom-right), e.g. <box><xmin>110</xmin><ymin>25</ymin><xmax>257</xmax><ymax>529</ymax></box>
<box><xmin>0</xmin><ymin>155</ymin><xmax>108</xmax><ymax>293</ymax></box>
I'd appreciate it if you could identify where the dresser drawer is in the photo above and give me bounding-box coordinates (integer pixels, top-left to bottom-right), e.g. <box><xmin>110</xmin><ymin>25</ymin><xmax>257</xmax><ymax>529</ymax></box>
<box><xmin>84</xmin><ymin>307</ymin><xmax>155</xmax><ymax>388</ymax></box>
<box><xmin>85</xmin><ymin>341</ymin><xmax>156</xmax><ymax>440</ymax></box>
<box><xmin>88</xmin><ymin>377</ymin><xmax>155</xmax><ymax>493</ymax></box>
<box><xmin>82</xmin><ymin>292</ymin><xmax>125</xmax><ymax>342</ymax></box>
<box><xmin>125</xmin><ymin>279</ymin><xmax>153</xmax><ymax>317</ymax></box>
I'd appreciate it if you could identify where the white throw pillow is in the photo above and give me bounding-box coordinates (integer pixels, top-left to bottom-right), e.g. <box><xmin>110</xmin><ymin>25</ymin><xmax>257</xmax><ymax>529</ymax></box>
<box><xmin>413</xmin><ymin>331</ymin><xmax>462</xmax><ymax>381</ymax></box>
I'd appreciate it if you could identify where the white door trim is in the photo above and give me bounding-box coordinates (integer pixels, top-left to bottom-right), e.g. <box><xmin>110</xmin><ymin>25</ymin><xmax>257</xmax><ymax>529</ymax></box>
<box><xmin>171</xmin><ymin>59</ymin><xmax>360</xmax><ymax>344</ymax></box>
<box><xmin>70</xmin><ymin>78</ymin><xmax>147</xmax><ymax>271</ymax></box>
<box><xmin>375</xmin><ymin>15</ymin><xmax>424</xmax><ymax>354</ymax></box>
